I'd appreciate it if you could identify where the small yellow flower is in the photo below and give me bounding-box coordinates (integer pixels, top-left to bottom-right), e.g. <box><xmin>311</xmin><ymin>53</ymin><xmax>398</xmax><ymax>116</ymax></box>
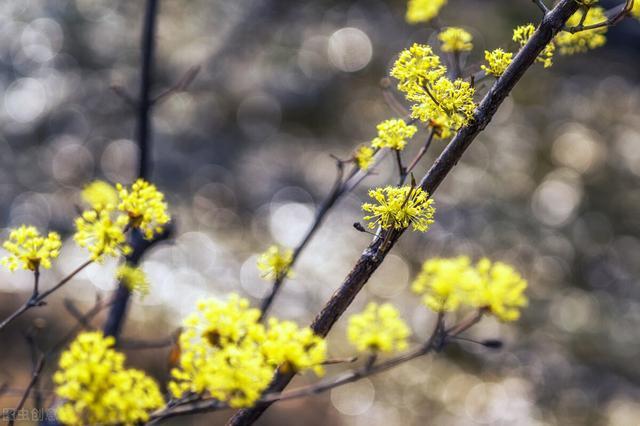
<box><xmin>347</xmin><ymin>303</ymin><xmax>410</xmax><ymax>353</ymax></box>
<box><xmin>481</xmin><ymin>48</ymin><xmax>513</xmax><ymax>77</ymax></box>
<box><xmin>117</xmin><ymin>179</ymin><xmax>170</xmax><ymax>240</ymax></box>
<box><xmin>81</xmin><ymin>180</ymin><xmax>119</xmax><ymax>211</ymax></box>
<box><xmin>362</xmin><ymin>185</ymin><xmax>436</xmax><ymax>232</ymax></box>
<box><xmin>513</xmin><ymin>24</ymin><xmax>555</xmax><ymax>67</ymax></box>
<box><xmin>116</xmin><ymin>264</ymin><xmax>150</xmax><ymax>296</ymax></box>
<box><xmin>555</xmin><ymin>7</ymin><xmax>607</xmax><ymax>55</ymax></box>
<box><xmin>390</xmin><ymin>44</ymin><xmax>476</xmax><ymax>139</ymax></box>
<box><xmin>1</xmin><ymin>225</ymin><xmax>61</xmax><ymax>272</ymax></box>
<box><xmin>391</xmin><ymin>43</ymin><xmax>446</xmax><ymax>100</ymax></box>
<box><xmin>354</xmin><ymin>145</ymin><xmax>375</xmax><ymax>171</ymax></box>
<box><xmin>371</xmin><ymin>119</ymin><xmax>417</xmax><ymax>151</ymax></box>
<box><xmin>262</xmin><ymin>319</ymin><xmax>327</xmax><ymax>375</ymax></box>
<box><xmin>409</xmin><ymin>76</ymin><xmax>476</xmax><ymax>139</ymax></box>
<box><xmin>412</xmin><ymin>256</ymin><xmax>477</xmax><ymax>312</ymax></box>
<box><xmin>257</xmin><ymin>245</ymin><xmax>293</xmax><ymax>280</ymax></box>
<box><xmin>74</xmin><ymin>209</ymin><xmax>131</xmax><ymax>261</ymax></box>
<box><xmin>406</xmin><ymin>0</ymin><xmax>448</xmax><ymax>24</ymax></box>
<box><xmin>438</xmin><ymin>27</ymin><xmax>473</xmax><ymax>53</ymax></box>
<box><xmin>53</xmin><ymin>331</ymin><xmax>164</xmax><ymax>426</ymax></box>
<box><xmin>471</xmin><ymin>258</ymin><xmax>528</xmax><ymax>322</ymax></box>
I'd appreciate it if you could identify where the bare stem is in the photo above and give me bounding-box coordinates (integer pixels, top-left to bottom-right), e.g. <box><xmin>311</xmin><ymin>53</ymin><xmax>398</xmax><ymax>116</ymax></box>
<box><xmin>405</xmin><ymin>129</ymin><xmax>436</xmax><ymax>181</ymax></box>
<box><xmin>395</xmin><ymin>150</ymin><xmax>406</xmax><ymax>184</ymax></box>
<box><xmin>7</xmin><ymin>356</ymin><xmax>45</xmax><ymax>426</ymax></box>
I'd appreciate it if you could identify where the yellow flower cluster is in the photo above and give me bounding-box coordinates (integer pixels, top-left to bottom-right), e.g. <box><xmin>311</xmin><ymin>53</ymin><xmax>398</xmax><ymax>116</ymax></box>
<box><xmin>411</xmin><ymin>256</ymin><xmax>528</xmax><ymax>322</ymax></box>
<box><xmin>438</xmin><ymin>27</ymin><xmax>473</xmax><ymax>53</ymax></box>
<box><xmin>406</xmin><ymin>0</ymin><xmax>448</xmax><ymax>24</ymax></box>
<box><xmin>513</xmin><ymin>24</ymin><xmax>555</xmax><ymax>67</ymax></box>
<box><xmin>117</xmin><ymin>179</ymin><xmax>170</xmax><ymax>239</ymax></box>
<box><xmin>169</xmin><ymin>295</ymin><xmax>327</xmax><ymax>408</ymax></box>
<box><xmin>555</xmin><ymin>7</ymin><xmax>607</xmax><ymax>55</ymax></box>
<box><xmin>257</xmin><ymin>245</ymin><xmax>293</xmax><ymax>281</ymax></box>
<box><xmin>74</xmin><ymin>209</ymin><xmax>131</xmax><ymax>261</ymax></box>
<box><xmin>412</xmin><ymin>256</ymin><xmax>477</xmax><ymax>312</ymax></box>
<box><xmin>391</xmin><ymin>43</ymin><xmax>476</xmax><ymax>139</ymax></box>
<box><xmin>481</xmin><ymin>48</ymin><xmax>513</xmax><ymax>77</ymax></box>
<box><xmin>116</xmin><ymin>264</ymin><xmax>150</xmax><ymax>296</ymax></box>
<box><xmin>347</xmin><ymin>303</ymin><xmax>410</xmax><ymax>353</ymax></box>
<box><xmin>362</xmin><ymin>186</ymin><xmax>436</xmax><ymax>232</ymax></box>
<box><xmin>354</xmin><ymin>145</ymin><xmax>375</xmax><ymax>171</ymax></box>
<box><xmin>53</xmin><ymin>332</ymin><xmax>164</xmax><ymax>425</ymax></box>
<box><xmin>262</xmin><ymin>318</ymin><xmax>326</xmax><ymax>375</ymax></box>
<box><xmin>1</xmin><ymin>225</ymin><xmax>61</xmax><ymax>272</ymax></box>
<box><xmin>74</xmin><ymin>179</ymin><xmax>170</xmax><ymax>261</ymax></box>
<box><xmin>371</xmin><ymin>119</ymin><xmax>418</xmax><ymax>151</ymax></box>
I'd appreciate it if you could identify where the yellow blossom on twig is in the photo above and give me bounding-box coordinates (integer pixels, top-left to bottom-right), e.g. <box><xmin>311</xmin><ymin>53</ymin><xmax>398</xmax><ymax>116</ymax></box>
<box><xmin>262</xmin><ymin>319</ymin><xmax>327</xmax><ymax>375</ymax></box>
<box><xmin>1</xmin><ymin>225</ymin><xmax>61</xmax><ymax>272</ymax></box>
<box><xmin>347</xmin><ymin>302</ymin><xmax>410</xmax><ymax>353</ymax></box>
<box><xmin>438</xmin><ymin>27</ymin><xmax>473</xmax><ymax>53</ymax></box>
<box><xmin>371</xmin><ymin>119</ymin><xmax>417</xmax><ymax>151</ymax></box>
<box><xmin>362</xmin><ymin>185</ymin><xmax>436</xmax><ymax>232</ymax></box>
<box><xmin>481</xmin><ymin>48</ymin><xmax>513</xmax><ymax>77</ymax></box>
<box><xmin>513</xmin><ymin>24</ymin><xmax>555</xmax><ymax>67</ymax></box>
<box><xmin>412</xmin><ymin>256</ymin><xmax>528</xmax><ymax>322</ymax></box>
<box><xmin>116</xmin><ymin>264</ymin><xmax>150</xmax><ymax>296</ymax></box>
<box><xmin>354</xmin><ymin>145</ymin><xmax>375</xmax><ymax>171</ymax></box>
<box><xmin>555</xmin><ymin>7</ymin><xmax>608</xmax><ymax>55</ymax></box>
<box><xmin>117</xmin><ymin>179</ymin><xmax>170</xmax><ymax>240</ymax></box>
<box><xmin>257</xmin><ymin>245</ymin><xmax>293</xmax><ymax>281</ymax></box>
<box><xmin>74</xmin><ymin>209</ymin><xmax>131</xmax><ymax>261</ymax></box>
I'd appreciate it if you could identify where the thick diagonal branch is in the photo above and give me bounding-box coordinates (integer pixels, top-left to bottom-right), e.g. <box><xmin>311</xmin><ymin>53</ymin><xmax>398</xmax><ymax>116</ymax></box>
<box><xmin>227</xmin><ymin>1</ymin><xmax>579</xmax><ymax>424</ymax></box>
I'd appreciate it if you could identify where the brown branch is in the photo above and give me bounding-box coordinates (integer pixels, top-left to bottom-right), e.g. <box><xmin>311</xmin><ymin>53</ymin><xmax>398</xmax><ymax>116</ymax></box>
<box><xmin>6</xmin><ymin>356</ymin><xmax>45</xmax><ymax>426</ymax></box>
<box><xmin>0</xmin><ymin>260</ymin><xmax>93</xmax><ymax>333</ymax></box>
<box><xmin>226</xmin><ymin>1</ymin><xmax>580</xmax><ymax>425</ymax></box>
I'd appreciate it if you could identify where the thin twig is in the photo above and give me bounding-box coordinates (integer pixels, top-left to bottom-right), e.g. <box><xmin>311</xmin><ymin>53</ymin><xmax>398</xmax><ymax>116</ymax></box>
<box><xmin>137</xmin><ymin>0</ymin><xmax>159</xmax><ymax>180</ymax></box>
<box><xmin>153</xmin><ymin>65</ymin><xmax>201</xmax><ymax>105</ymax></box>
<box><xmin>7</xmin><ymin>356</ymin><xmax>45</xmax><ymax>426</ymax></box>
<box><xmin>532</xmin><ymin>0</ymin><xmax>549</xmax><ymax>14</ymax></box>
<box><xmin>395</xmin><ymin>150</ymin><xmax>406</xmax><ymax>184</ymax></box>
<box><xmin>49</xmin><ymin>295</ymin><xmax>112</xmax><ymax>355</ymax></box>
<box><xmin>405</xmin><ymin>129</ymin><xmax>436</xmax><ymax>179</ymax></box>
<box><xmin>0</xmin><ymin>260</ymin><xmax>93</xmax><ymax>332</ymax></box>
<box><xmin>563</xmin><ymin>0</ymin><xmax>633</xmax><ymax>33</ymax></box>
<box><xmin>258</xmin><ymin>160</ymin><xmax>359</xmax><ymax>320</ymax></box>
<box><xmin>227</xmin><ymin>2</ymin><xmax>580</xmax><ymax>424</ymax></box>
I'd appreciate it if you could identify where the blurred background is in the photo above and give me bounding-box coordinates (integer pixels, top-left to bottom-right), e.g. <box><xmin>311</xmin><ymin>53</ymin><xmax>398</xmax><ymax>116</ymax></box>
<box><xmin>1</xmin><ymin>0</ymin><xmax>640</xmax><ymax>425</ymax></box>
